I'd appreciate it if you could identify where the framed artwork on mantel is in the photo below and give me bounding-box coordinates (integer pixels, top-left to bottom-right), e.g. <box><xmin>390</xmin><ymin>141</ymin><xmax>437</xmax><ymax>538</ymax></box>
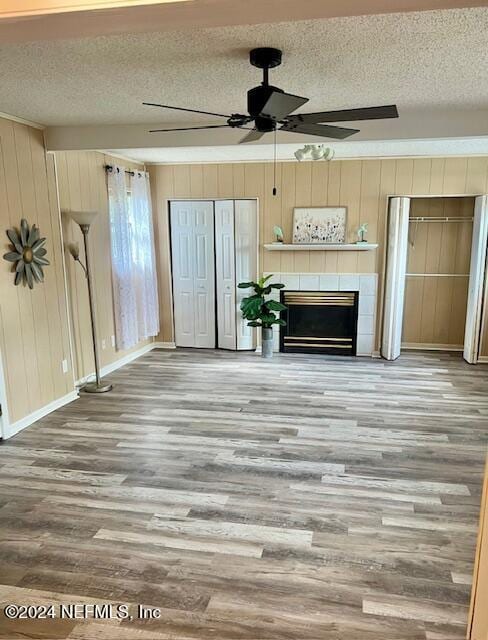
<box><xmin>292</xmin><ymin>206</ymin><xmax>347</xmax><ymax>244</ymax></box>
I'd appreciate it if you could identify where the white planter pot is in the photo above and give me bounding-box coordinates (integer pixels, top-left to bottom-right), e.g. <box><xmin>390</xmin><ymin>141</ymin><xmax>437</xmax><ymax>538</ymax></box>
<box><xmin>261</xmin><ymin>327</ymin><xmax>274</xmax><ymax>358</ymax></box>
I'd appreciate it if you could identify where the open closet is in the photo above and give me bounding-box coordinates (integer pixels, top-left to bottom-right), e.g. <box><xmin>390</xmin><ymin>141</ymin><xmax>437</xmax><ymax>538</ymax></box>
<box><xmin>382</xmin><ymin>194</ymin><xmax>488</xmax><ymax>363</ymax></box>
<box><xmin>169</xmin><ymin>199</ymin><xmax>258</xmax><ymax>351</ymax></box>
<box><xmin>403</xmin><ymin>197</ymin><xmax>474</xmax><ymax>351</ymax></box>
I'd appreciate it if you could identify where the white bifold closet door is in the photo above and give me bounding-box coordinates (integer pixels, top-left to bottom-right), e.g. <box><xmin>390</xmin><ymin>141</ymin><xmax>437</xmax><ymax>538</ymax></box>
<box><xmin>234</xmin><ymin>199</ymin><xmax>258</xmax><ymax>350</ymax></box>
<box><xmin>464</xmin><ymin>195</ymin><xmax>488</xmax><ymax>364</ymax></box>
<box><xmin>215</xmin><ymin>201</ymin><xmax>237</xmax><ymax>350</ymax></box>
<box><xmin>171</xmin><ymin>199</ymin><xmax>257</xmax><ymax>350</ymax></box>
<box><xmin>170</xmin><ymin>201</ymin><xmax>215</xmax><ymax>348</ymax></box>
<box><xmin>215</xmin><ymin>199</ymin><xmax>258</xmax><ymax>350</ymax></box>
<box><xmin>382</xmin><ymin>196</ymin><xmax>410</xmax><ymax>361</ymax></box>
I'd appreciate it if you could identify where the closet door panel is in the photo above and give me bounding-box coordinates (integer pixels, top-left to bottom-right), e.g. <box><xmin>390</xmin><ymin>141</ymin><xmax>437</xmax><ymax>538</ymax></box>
<box><xmin>382</xmin><ymin>197</ymin><xmax>410</xmax><ymax>360</ymax></box>
<box><xmin>171</xmin><ymin>201</ymin><xmax>215</xmax><ymax>349</ymax></box>
<box><xmin>193</xmin><ymin>201</ymin><xmax>216</xmax><ymax>348</ymax></box>
<box><xmin>464</xmin><ymin>195</ymin><xmax>488</xmax><ymax>363</ymax></box>
<box><xmin>170</xmin><ymin>202</ymin><xmax>195</xmax><ymax>347</ymax></box>
<box><xmin>215</xmin><ymin>200</ymin><xmax>237</xmax><ymax>350</ymax></box>
<box><xmin>235</xmin><ymin>200</ymin><xmax>258</xmax><ymax>350</ymax></box>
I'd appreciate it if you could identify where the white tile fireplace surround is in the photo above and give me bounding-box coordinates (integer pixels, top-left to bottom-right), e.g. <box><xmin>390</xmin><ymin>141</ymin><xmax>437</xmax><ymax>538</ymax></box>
<box><xmin>264</xmin><ymin>273</ymin><xmax>378</xmax><ymax>356</ymax></box>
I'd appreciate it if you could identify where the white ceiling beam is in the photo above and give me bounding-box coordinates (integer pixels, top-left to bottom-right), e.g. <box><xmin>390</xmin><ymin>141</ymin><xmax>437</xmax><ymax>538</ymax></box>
<box><xmin>45</xmin><ymin>108</ymin><xmax>488</xmax><ymax>151</ymax></box>
<box><xmin>104</xmin><ymin>138</ymin><xmax>488</xmax><ymax>164</ymax></box>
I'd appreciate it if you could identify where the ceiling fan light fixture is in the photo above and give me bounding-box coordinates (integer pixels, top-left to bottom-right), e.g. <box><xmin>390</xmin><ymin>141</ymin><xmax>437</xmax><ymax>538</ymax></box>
<box><xmin>294</xmin><ymin>144</ymin><xmax>335</xmax><ymax>162</ymax></box>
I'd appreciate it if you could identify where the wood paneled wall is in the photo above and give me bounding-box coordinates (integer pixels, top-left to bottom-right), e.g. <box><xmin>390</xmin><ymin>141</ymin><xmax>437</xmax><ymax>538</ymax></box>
<box><xmin>55</xmin><ymin>150</ymin><xmax>152</xmax><ymax>381</ymax></box>
<box><xmin>0</xmin><ymin>117</ymin><xmax>72</xmax><ymax>425</ymax></box>
<box><xmin>402</xmin><ymin>197</ymin><xmax>474</xmax><ymax>349</ymax></box>
<box><xmin>148</xmin><ymin>158</ymin><xmax>488</xmax><ymax>347</ymax></box>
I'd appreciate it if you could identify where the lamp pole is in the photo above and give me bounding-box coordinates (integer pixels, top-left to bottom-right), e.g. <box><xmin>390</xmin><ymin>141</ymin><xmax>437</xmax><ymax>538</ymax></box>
<box><xmin>66</xmin><ymin>209</ymin><xmax>113</xmax><ymax>394</ymax></box>
<box><xmin>79</xmin><ymin>224</ymin><xmax>112</xmax><ymax>393</ymax></box>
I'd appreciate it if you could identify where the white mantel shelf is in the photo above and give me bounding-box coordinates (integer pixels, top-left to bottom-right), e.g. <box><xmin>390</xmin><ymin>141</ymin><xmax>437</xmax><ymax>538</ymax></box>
<box><xmin>264</xmin><ymin>243</ymin><xmax>378</xmax><ymax>251</ymax></box>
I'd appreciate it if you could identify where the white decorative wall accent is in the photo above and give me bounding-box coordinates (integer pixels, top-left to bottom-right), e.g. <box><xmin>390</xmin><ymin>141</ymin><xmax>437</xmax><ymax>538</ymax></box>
<box><xmin>264</xmin><ymin>273</ymin><xmax>378</xmax><ymax>356</ymax></box>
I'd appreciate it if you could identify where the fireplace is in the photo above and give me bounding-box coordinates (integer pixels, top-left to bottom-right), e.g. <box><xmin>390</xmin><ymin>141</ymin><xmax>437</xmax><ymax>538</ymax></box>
<box><xmin>279</xmin><ymin>290</ymin><xmax>359</xmax><ymax>355</ymax></box>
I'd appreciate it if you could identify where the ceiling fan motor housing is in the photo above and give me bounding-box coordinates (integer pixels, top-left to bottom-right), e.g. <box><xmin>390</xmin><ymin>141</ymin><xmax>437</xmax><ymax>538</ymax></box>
<box><xmin>247</xmin><ymin>85</ymin><xmax>283</xmax><ymax>128</ymax></box>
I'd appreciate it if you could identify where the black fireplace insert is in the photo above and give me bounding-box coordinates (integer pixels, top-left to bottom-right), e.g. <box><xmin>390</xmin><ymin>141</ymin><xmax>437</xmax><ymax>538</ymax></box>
<box><xmin>279</xmin><ymin>290</ymin><xmax>359</xmax><ymax>356</ymax></box>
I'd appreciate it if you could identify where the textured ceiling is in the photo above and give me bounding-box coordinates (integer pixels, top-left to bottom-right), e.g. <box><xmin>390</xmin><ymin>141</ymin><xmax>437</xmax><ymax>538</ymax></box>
<box><xmin>1</xmin><ymin>7</ymin><xmax>487</xmax><ymax>128</ymax></box>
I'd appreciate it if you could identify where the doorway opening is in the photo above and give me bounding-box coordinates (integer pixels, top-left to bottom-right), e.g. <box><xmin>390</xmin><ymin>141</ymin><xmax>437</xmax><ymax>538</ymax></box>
<box><xmin>402</xmin><ymin>197</ymin><xmax>474</xmax><ymax>353</ymax></box>
<box><xmin>382</xmin><ymin>194</ymin><xmax>488</xmax><ymax>363</ymax></box>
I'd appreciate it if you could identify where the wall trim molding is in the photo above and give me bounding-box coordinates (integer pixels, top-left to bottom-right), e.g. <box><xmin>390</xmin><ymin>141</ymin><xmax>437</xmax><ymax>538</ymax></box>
<box><xmin>153</xmin><ymin>341</ymin><xmax>176</xmax><ymax>349</ymax></box>
<box><xmin>99</xmin><ymin>149</ymin><xmax>145</xmax><ymax>167</ymax></box>
<box><xmin>477</xmin><ymin>356</ymin><xmax>488</xmax><ymax>363</ymax></box>
<box><xmin>0</xmin><ymin>110</ymin><xmax>45</xmax><ymax>130</ymax></box>
<box><xmin>4</xmin><ymin>390</ymin><xmax>79</xmax><ymax>440</ymax></box>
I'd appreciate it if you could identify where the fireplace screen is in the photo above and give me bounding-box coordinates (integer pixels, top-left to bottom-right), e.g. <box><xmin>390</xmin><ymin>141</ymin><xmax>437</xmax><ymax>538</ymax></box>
<box><xmin>280</xmin><ymin>291</ymin><xmax>359</xmax><ymax>355</ymax></box>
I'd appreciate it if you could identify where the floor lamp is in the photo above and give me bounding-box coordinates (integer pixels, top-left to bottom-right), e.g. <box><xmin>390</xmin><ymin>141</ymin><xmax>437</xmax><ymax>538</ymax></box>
<box><xmin>66</xmin><ymin>210</ymin><xmax>112</xmax><ymax>393</ymax></box>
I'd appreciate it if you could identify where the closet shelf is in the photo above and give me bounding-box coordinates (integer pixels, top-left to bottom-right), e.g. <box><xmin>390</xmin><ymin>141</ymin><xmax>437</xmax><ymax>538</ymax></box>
<box><xmin>264</xmin><ymin>243</ymin><xmax>378</xmax><ymax>252</ymax></box>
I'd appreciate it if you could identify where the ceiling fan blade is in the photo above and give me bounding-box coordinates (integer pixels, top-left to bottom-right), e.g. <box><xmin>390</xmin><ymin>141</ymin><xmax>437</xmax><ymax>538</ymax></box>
<box><xmin>260</xmin><ymin>90</ymin><xmax>309</xmax><ymax>121</ymax></box>
<box><xmin>149</xmin><ymin>125</ymin><xmax>231</xmax><ymax>133</ymax></box>
<box><xmin>143</xmin><ymin>102</ymin><xmax>231</xmax><ymax>119</ymax></box>
<box><xmin>287</xmin><ymin>104</ymin><xmax>399</xmax><ymax>124</ymax></box>
<box><xmin>280</xmin><ymin>122</ymin><xmax>359</xmax><ymax>140</ymax></box>
<box><xmin>239</xmin><ymin>129</ymin><xmax>266</xmax><ymax>144</ymax></box>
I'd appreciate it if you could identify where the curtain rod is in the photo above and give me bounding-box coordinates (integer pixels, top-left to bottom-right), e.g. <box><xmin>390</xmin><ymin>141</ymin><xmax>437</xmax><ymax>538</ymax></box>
<box><xmin>104</xmin><ymin>164</ymin><xmax>144</xmax><ymax>177</ymax></box>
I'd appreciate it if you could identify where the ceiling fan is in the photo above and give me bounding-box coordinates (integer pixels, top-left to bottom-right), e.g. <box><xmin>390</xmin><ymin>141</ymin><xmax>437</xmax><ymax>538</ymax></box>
<box><xmin>144</xmin><ymin>47</ymin><xmax>399</xmax><ymax>143</ymax></box>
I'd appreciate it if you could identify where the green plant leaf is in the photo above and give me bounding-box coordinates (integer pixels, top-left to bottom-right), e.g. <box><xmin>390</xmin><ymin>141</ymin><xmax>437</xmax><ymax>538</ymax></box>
<box><xmin>237</xmin><ymin>282</ymin><xmax>254</xmax><ymax>289</ymax></box>
<box><xmin>269</xmin><ymin>283</ymin><xmax>285</xmax><ymax>289</ymax></box>
<box><xmin>272</xmin><ymin>318</ymin><xmax>287</xmax><ymax>326</ymax></box>
<box><xmin>266</xmin><ymin>300</ymin><xmax>287</xmax><ymax>312</ymax></box>
<box><xmin>240</xmin><ymin>295</ymin><xmax>264</xmax><ymax>320</ymax></box>
<box><xmin>260</xmin><ymin>313</ymin><xmax>277</xmax><ymax>328</ymax></box>
<box><xmin>258</xmin><ymin>274</ymin><xmax>273</xmax><ymax>287</ymax></box>
<box><xmin>247</xmin><ymin>321</ymin><xmax>262</xmax><ymax>327</ymax></box>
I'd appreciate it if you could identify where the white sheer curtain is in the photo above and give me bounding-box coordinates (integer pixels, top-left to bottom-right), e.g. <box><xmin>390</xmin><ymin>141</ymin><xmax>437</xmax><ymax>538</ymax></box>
<box><xmin>131</xmin><ymin>171</ymin><xmax>160</xmax><ymax>340</ymax></box>
<box><xmin>108</xmin><ymin>166</ymin><xmax>159</xmax><ymax>350</ymax></box>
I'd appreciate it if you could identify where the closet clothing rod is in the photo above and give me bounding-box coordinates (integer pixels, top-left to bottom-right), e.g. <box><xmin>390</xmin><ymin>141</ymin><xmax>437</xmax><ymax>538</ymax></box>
<box><xmin>409</xmin><ymin>216</ymin><xmax>473</xmax><ymax>222</ymax></box>
<box><xmin>406</xmin><ymin>273</ymin><xmax>470</xmax><ymax>277</ymax></box>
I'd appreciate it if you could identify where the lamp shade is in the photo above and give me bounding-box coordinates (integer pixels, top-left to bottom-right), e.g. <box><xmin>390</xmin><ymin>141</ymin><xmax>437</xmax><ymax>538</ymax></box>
<box><xmin>67</xmin><ymin>210</ymin><xmax>99</xmax><ymax>226</ymax></box>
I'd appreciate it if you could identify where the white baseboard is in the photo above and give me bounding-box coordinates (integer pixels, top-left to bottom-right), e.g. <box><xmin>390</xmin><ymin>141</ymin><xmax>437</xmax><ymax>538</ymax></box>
<box><xmin>153</xmin><ymin>341</ymin><xmax>176</xmax><ymax>349</ymax></box>
<box><xmin>76</xmin><ymin>342</ymin><xmax>156</xmax><ymax>387</ymax></box>
<box><xmin>3</xmin><ymin>390</ymin><xmax>79</xmax><ymax>440</ymax></box>
<box><xmin>4</xmin><ymin>342</ymin><xmax>172</xmax><ymax>440</ymax></box>
<box><xmin>477</xmin><ymin>356</ymin><xmax>488</xmax><ymax>363</ymax></box>
<box><xmin>401</xmin><ymin>342</ymin><xmax>464</xmax><ymax>352</ymax></box>
<box><xmin>2</xmin><ymin>341</ymin><xmax>178</xmax><ymax>441</ymax></box>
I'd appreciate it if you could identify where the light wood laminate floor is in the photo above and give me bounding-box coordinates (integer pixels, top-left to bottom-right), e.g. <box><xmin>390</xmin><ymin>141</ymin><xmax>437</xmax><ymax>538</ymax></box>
<box><xmin>0</xmin><ymin>349</ymin><xmax>487</xmax><ymax>639</ymax></box>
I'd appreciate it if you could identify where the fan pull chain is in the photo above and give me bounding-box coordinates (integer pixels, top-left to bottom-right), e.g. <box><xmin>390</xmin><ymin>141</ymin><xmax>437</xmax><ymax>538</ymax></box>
<box><xmin>272</xmin><ymin>128</ymin><xmax>277</xmax><ymax>196</ymax></box>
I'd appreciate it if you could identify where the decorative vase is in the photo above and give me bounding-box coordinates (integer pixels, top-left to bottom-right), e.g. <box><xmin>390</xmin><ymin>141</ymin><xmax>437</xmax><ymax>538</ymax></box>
<box><xmin>262</xmin><ymin>327</ymin><xmax>274</xmax><ymax>358</ymax></box>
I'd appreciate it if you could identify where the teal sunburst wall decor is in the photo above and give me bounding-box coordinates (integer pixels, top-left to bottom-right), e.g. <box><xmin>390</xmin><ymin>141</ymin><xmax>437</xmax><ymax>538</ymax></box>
<box><xmin>3</xmin><ymin>219</ymin><xmax>50</xmax><ymax>289</ymax></box>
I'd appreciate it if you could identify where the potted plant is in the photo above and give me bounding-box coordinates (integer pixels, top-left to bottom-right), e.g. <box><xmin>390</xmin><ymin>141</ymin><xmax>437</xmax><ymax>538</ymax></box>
<box><xmin>238</xmin><ymin>275</ymin><xmax>287</xmax><ymax>358</ymax></box>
